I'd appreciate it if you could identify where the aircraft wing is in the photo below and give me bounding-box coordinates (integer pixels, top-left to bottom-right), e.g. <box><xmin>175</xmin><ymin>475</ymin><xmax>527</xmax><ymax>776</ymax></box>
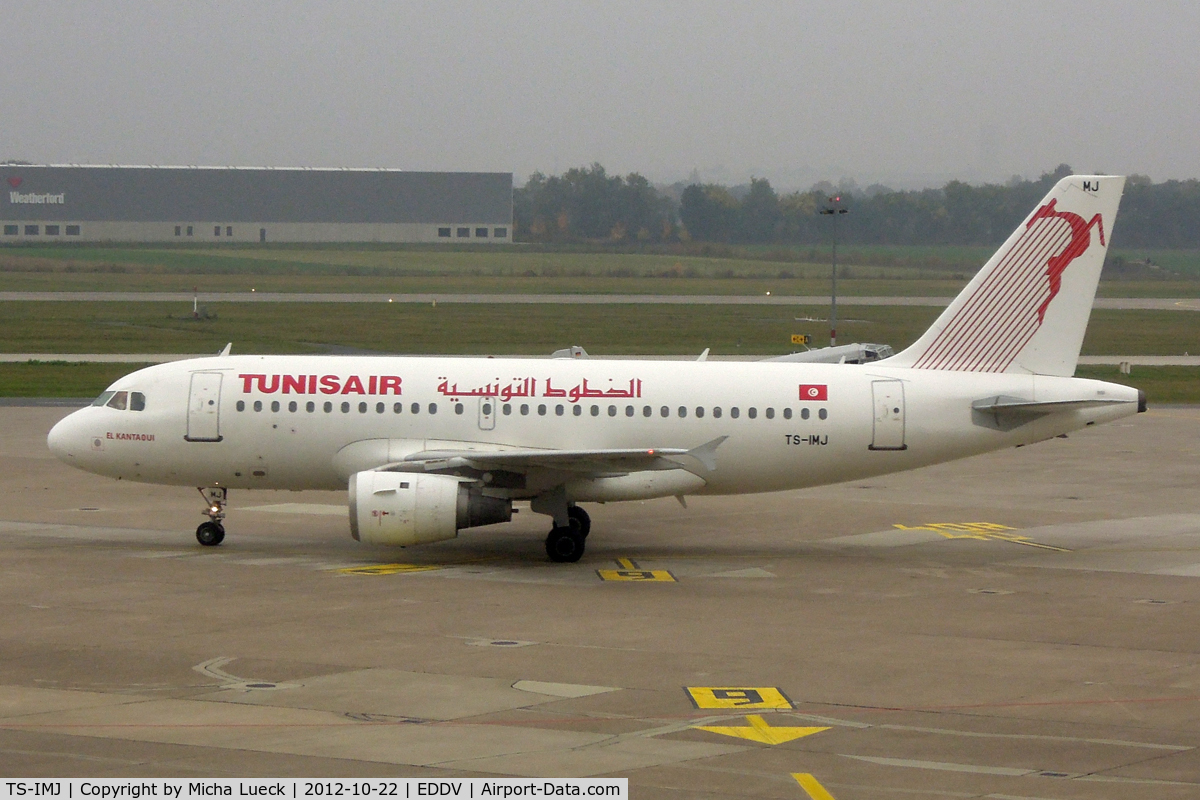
<box><xmin>387</xmin><ymin>436</ymin><xmax>728</xmax><ymax>477</ymax></box>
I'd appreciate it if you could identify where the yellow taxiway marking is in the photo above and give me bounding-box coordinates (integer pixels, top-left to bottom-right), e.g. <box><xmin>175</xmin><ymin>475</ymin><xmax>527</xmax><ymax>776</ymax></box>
<box><xmin>686</xmin><ymin>686</ymin><xmax>793</xmax><ymax>710</ymax></box>
<box><xmin>695</xmin><ymin>714</ymin><xmax>829</xmax><ymax>745</ymax></box>
<box><xmin>597</xmin><ymin>557</ymin><xmax>676</xmax><ymax>582</ymax></box>
<box><xmin>894</xmin><ymin>522</ymin><xmax>1071</xmax><ymax>552</ymax></box>
<box><xmin>792</xmin><ymin>773</ymin><xmax>837</xmax><ymax>800</ymax></box>
<box><xmin>336</xmin><ymin>563</ymin><xmax>443</xmax><ymax>576</ymax></box>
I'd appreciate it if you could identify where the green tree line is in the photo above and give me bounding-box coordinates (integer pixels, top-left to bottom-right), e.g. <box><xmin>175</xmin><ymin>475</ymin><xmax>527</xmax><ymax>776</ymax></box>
<box><xmin>513</xmin><ymin>164</ymin><xmax>1200</xmax><ymax>248</ymax></box>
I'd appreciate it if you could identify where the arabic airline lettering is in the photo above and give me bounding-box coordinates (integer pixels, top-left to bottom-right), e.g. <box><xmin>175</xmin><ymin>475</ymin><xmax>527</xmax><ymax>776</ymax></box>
<box><xmin>435</xmin><ymin>376</ymin><xmax>642</xmax><ymax>403</ymax></box>
<box><xmin>47</xmin><ymin>175</ymin><xmax>1143</xmax><ymax>563</ymax></box>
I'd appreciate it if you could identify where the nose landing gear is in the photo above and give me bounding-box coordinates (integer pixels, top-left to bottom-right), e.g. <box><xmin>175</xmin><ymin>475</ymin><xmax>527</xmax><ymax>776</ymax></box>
<box><xmin>196</xmin><ymin>487</ymin><xmax>227</xmax><ymax>546</ymax></box>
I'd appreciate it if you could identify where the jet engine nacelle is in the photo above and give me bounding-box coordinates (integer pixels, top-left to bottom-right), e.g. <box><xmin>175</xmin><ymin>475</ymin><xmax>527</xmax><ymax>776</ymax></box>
<box><xmin>349</xmin><ymin>471</ymin><xmax>512</xmax><ymax>546</ymax></box>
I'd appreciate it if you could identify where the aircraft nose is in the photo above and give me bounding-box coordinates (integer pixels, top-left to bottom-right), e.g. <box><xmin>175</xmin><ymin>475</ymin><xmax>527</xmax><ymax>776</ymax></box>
<box><xmin>47</xmin><ymin>411</ymin><xmax>83</xmax><ymax>461</ymax></box>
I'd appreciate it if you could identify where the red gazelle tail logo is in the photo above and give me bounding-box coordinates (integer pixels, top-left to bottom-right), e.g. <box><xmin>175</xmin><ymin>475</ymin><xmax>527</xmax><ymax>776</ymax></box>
<box><xmin>911</xmin><ymin>199</ymin><xmax>1105</xmax><ymax>373</ymax></box>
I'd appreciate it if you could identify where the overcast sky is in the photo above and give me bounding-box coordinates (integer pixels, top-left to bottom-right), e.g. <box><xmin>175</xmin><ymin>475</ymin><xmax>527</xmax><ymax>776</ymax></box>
<box><xmin>2</xmin><ymin>1</ymin><xmax>1196</xmax><ymax>189</ymax></box>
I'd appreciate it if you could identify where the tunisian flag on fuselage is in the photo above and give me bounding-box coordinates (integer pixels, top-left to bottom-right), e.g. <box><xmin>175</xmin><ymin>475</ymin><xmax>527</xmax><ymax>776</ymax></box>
<box><xmin>799</xmin><ymin>384</ymin><xmax>828</xmax><ymax>401</ymax></box>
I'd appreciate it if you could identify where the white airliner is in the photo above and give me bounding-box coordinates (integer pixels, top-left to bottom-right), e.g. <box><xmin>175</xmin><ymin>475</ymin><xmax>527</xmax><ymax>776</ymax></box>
<box><xmin>47</xmin><ymin>175</ymin><xmax>1143</xmax><ymax>562</ymax></box>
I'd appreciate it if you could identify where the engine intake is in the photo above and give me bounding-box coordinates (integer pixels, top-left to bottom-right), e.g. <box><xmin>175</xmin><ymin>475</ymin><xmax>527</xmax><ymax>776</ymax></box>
<box><xmin>349</xmin><ymin>471</ymin><xmax>511</xmax><ymax>546</ymax></box>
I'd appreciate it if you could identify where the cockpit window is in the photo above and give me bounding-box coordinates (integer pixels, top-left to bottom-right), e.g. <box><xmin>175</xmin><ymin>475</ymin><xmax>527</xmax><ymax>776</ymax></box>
<box><xmin>105</xmin><ymin>391</ymin><xmax>129</xmax><ymax>410</ymax></box>
<box><xmin>91</xmin><ymin>391</ymin><xmax>116</xmax><ymax>407</ymax></box>
<box><xmin>130</xmin><ymin>392</ymin><xmax>146</xmax><ymax>411</ymax></box>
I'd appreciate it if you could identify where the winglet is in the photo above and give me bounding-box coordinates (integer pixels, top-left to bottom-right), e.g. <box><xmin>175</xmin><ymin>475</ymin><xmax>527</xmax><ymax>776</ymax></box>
<box><xmin>697</xmin><ymin>348</ymin><xmax>710</xmax><ymax>362</ymax></box>
<box><xmin>685</xmin><ymin>435</ymin><xmax>728</xmax><ymax>472</ymax></box>
<box><xmin>218</xmin><ymin>343</ymin><xmax>232</xmax><ymax>357</ymax></box>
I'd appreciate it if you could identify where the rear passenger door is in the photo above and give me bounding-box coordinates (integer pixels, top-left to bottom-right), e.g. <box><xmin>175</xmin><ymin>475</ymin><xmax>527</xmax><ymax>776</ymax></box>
<box><xmin>868</xmin><ymin>380</ymin><xmax>906</xmax><ymax>451</ymax></box>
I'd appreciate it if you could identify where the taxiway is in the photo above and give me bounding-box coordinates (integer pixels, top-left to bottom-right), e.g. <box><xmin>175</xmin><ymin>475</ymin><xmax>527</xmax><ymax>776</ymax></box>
<box><xmin>1</xmin><ymin>404</ymin><xmax>1198</xmax><ymax>797</ymax></box>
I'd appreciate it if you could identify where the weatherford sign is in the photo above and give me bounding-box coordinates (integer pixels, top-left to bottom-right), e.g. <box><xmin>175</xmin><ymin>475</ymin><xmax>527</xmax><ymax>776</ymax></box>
<box><xmin>9</xmin><ymin>191</ymin><xmax>66</xmax><ymax>204</ymax></box>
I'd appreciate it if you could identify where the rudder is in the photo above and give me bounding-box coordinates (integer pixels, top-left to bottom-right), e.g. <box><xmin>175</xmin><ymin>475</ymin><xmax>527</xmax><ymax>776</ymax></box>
<box><xmin>883</xmin><ymin>175</ymin><xmax>1124</xmax><ymax>376</ymax></box>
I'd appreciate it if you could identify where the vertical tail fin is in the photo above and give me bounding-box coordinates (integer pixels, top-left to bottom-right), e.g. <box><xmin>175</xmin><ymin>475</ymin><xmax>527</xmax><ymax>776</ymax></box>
<box><xmin>883</xmin><ymin>175</ymin><xmax>1124</xmax><ymax>376</ymax></box>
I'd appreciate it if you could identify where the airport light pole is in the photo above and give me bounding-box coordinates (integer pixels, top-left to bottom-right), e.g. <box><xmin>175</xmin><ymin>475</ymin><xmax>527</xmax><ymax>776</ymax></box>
<box><xmin>819</xmin><ymin>196</ymin><xmax>848</xmax><ymax>346</ymax></box>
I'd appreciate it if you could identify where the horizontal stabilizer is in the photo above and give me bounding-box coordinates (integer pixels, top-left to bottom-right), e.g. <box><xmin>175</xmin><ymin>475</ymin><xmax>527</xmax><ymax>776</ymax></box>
<box><xmin>971</xmin><ymin>395</ymin><xmax>1134</xmax><ymax>415</ymax></box>
<box><xmin>971</xmin><ymin>393</ymin><xmax>1139</xmax><ymax>431</ymax></box>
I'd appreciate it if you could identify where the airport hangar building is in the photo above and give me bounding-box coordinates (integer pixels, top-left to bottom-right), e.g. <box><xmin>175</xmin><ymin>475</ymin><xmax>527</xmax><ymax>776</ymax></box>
<box><xmin>0</xmin><ymin>165</ymin><xmax>513</xmax><ymax>244</ymax></box>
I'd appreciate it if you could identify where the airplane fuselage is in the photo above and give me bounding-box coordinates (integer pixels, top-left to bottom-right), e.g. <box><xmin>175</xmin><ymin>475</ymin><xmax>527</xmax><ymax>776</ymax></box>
<box><xmin>48</xmin><ymin>354</ymin><xmax>1140</xmax><ymax>500</ymax></box>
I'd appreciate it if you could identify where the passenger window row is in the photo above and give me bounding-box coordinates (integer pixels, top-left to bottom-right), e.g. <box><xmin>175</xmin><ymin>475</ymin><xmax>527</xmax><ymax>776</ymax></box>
<box><xmin>237</xmin><ymin>400</ymin><xmax>450</xmax><ymax>415</ymax></box>
<box><xmin>234</xmin><ymin>399</ymin><xmax>829</xmax><ymax>421</ymax></box>
<box><xmin>497</xmin><ymin>403</ymin><xmax>824</xmax><ymax>420</ymax></box>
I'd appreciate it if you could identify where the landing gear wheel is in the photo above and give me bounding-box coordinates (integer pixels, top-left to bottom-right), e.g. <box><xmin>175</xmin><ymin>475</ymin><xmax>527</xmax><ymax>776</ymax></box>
<box><xmin>545</xmin><ymin>526</ymin><xmax>585</xmax><ymax>562</ymax></box>
<box><xmin>567</xmin><ymin>505</ymin><xmax>591</xmax><ymax>538</ymax></box>
<box><xmin>196</xmin><ymin>521</ymin><xmax>225</xmax><ymax>546</ymax></box>
<box><xmin>196</xmin><ymin>486</ymin><xmax>228</xmax><ymax>546</ymax></box>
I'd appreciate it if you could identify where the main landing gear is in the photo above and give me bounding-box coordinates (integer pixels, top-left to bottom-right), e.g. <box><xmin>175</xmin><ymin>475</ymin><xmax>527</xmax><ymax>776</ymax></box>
<box><xmin>196</xmin><ymin>487</ymin><xmax>227</xmax><ymax>546</ymax></box>
<box><xmin>569</xmin><ymin>504</ymin><xmax>591</xmax><ymax>537</ymax></box>
<box><xmin>545</xmin><ymin>505</ymin><xmax>591</xmax><ymax>563</ymax></box>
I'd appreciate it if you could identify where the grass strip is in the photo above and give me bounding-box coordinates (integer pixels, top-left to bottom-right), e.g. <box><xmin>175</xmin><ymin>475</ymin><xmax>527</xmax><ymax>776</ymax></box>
<box><xmin>1</xmin><ymin>242</ymin><xmax>1197</xmax><ymax>296</ymax></box>
<box><xmin>0</xmin><ymin>362</ymin><xmax>156</xmax><ymax>398</ymax></box>
<box><xmin>2</xmin><ymin>302</ymin><xmax>1197</xmax><ymax>357</ymax></box>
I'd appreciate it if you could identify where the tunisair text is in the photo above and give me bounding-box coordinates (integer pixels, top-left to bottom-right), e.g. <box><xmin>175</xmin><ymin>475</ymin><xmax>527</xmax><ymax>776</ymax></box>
<box><xmin>238</xmin><ymin>374</ymin><xmax>402</xmax><ymax>396</ymax></box>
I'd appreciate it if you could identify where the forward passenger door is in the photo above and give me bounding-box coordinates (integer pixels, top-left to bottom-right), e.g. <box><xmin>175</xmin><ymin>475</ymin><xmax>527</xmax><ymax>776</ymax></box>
<box><xmin>185</xmin><ymin>372</ymin><xmax>224</xmax><ymax>442</ymax></box>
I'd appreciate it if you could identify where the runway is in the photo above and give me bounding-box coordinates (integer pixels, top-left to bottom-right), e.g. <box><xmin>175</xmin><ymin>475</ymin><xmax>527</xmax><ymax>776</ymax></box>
<box><xmin>1</xmin><ymin>404</ymin><xmax>1198</xmax><ymax>795</ymax></box>
<box><xmin>1</xmin><ymin>291</ymin><xmax>1198</xmax><ymax>310</ymax></box>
